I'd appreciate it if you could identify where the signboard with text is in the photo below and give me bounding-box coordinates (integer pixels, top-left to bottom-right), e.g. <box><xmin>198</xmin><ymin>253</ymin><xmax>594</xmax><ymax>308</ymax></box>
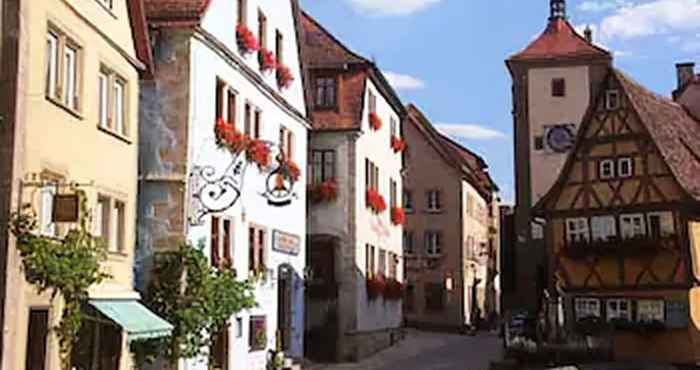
<box><xmin>272</xmin><ymin>230</ymin><xmax>300</xmax><ymax>256</ymax></box>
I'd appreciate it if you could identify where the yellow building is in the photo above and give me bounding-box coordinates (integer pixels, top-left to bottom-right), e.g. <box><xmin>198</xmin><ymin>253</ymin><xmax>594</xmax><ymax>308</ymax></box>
<box><xmin>0</xmin><ymin>0</ymin><xmax>171</xmax><ymax>369</ymax></box>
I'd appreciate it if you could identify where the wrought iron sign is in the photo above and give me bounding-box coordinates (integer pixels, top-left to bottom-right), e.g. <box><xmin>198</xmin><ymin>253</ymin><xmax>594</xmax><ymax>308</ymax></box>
<box><xmin>189</xmin><ymin>140</ymin><xmax>299</xmax><ymax>226</ymax></box>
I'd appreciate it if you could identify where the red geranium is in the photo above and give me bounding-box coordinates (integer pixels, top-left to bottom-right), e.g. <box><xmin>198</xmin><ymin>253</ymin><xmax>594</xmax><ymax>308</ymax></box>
<box><xmin>214</xmin><ymin>118</ymin><xmax>248</xmax><ymax>154</ymax></box>
<box><xmin>246</xmin><ymin>139</ymin><xmax>271</xmax><ymax>169</ymax></box>
<box><xmin>309</xmin><ymin>180</ymin><xmax>338</xmax><ymax>203</ymax></box>
<box><xmin>236</xmin><ymin>24</ymin><xmax>260</xmax><ymax>54</ymax></box>
<box><xmin>391</xmin><ymin>136</ymin><xmax>407</xmax><ymax>153</ymax></box>
<box><xmin>276</xmin><ymin>64</ymin><xmax>294</xmax><ymax>89</ymax></box>
<box><xmin>366</xmin><ymin>275</ymin><xmax>386</xmax><ymax>300</ymax></box>
<box><xmin>366</xmin><ymin>189</ymin><xmax>387</xmax><ymax>214</ymax></box>
<box><xmin>391</xmin><ymin>207</ymin><xmax>406</xmax><ymax>226</ymax></box>
<box><xmin>383</xmin><ymin>278</ymin><xmax>404</xmax><ymax>300</ymax></box>
<box><xmin>286</xmin><ymin>160</ymin><xmax>301</xmax><ymax>182</ymax></box>
<box><xmin>260</xmin><ymin>48</ymin><xmax>276</xmax><ymax>72</ymax></box>
<box><xmin>369</xmin><ymin>112</ymin><xmax>382</xmax><ymax>131</ymax></box>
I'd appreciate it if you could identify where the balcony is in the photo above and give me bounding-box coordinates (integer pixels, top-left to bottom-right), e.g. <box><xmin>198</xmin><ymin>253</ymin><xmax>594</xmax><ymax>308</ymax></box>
<box><xmin>562</xmin><ymin>234</ymin><xmax>675</xmax><ymax>259</ymax></box>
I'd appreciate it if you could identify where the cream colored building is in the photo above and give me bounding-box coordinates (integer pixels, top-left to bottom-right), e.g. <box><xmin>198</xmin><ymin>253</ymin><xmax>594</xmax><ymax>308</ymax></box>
<box><xmin>0</xmin><ymin>1</ymin><xmax>170</xmax><ymax>369</ymax></box>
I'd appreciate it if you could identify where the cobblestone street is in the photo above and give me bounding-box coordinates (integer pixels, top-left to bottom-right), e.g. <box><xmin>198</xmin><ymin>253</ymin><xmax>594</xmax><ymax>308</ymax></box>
<box><xmin>308</xmin><ymin>330</ymin><xmax>503</xmax><ymax>370</ymax></box>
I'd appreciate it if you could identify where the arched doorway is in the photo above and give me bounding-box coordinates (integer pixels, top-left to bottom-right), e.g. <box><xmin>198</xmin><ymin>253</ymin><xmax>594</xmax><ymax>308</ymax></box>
<box><xmin>278</xmin><ymin>264</ymin><xmax>294</xmax><ymax>353</ymax></box>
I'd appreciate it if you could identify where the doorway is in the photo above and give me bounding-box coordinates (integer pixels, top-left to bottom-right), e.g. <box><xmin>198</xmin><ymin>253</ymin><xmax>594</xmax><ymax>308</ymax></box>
<box><xmin>278</xmin><ymin>264</ymin><xmax>293</xmax><ymax>353</ymax></box>
<box><xmin>25</xmin><ymin>309</ymin><xmax>49</xmax><ymax>370</ymax></box>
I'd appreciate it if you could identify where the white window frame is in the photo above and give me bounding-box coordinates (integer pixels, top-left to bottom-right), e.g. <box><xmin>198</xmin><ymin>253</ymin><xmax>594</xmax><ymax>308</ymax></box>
<box><xmin>605</xmin><ymin>89</ymin><xmax>620</xmax><ymax>111</ymax></box>
<box><xmin>620</xmin><ymin>214</ymin><xmax>646</xmax><ymax>239</ymax></box>
<box><xmin>113</xmin><ymin>79</ymin><xmax>125</xmax><ymax>136</ymax></box>
<box><xmin>425</xmin><ymin>231</ymin><xmax>442</xmax><ymax>256</ymax></box>
<box><xmin>618</xmin><ymin>157</ymin><xmax>633</xmax><ymax>178</ymax></box>
<box><xmin>574</xmin><ymin>298</ymin><xmax>601</xmax><ymax>319</ymax></box>
<box><xmin>98</xmin><ymin>71</ymin><xmax>109</xmax><ymax>128</ymax></box>
<box><xmin>427</xmin><ymin>190</ymin><xmax>442</xmax><ymax>212</ymax></box>
<box><xmin>591</xmin><ymin>215</ymin><xmax>616</xmax><ymax>242</ymax></box>
<box><xmin>46</xmin><ymin>32</ymin><xmax>59</xmax><ymax>99</ymax></box>
<box><xmin>565</xmin><ymin>218</ymin><xmax>589</xmax><ymax>243</ymax></box>
<box><xmin>96</xmin><ymin>196</ymin><xmax>111</xmax><ymax>246</ymax></box>
<box><xmin>637</xmin><ymin>300</ymin><xmax>664</xmax><ymax>323</ymax></box>
<box><xmin>63</xmin><ymin>43</ymin><xmax>78</xmax><ymax>110</ymax></box>
<box><xmin>39</xmin><ymin>185</ymin><xmax>56</xmax><ymax>237</ymax></box>
<box><xmin>606</xmin><ymin>299</ymin><xmax>632</xmax><ymax>322</ymax></box>
<box><xmin>599</xmin><ymin>159</ymin><xmax>615</xmax><ymax>179</ymax></box>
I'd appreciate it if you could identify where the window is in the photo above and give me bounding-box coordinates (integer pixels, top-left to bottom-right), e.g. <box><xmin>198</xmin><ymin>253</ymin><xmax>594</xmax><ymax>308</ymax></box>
<box><xmin>71</xmin><ymin>317</ymin><xmax>121</xmax><ymax>370</ymax></box>
<box><xmin>223</xmin><ymin>219</ymin><xmax>232</xmax><ymax>264</ymax></box>
<box><xmin>46</xmin><ymin>32</ymin><xmax>59</xmax><ymax>99</ymax></box>
<box><xmin>552</xmin><ymin>78</ymin><xmax>566</xmax><ymax>97</ymax></box>
<box><xmin>244</xmin><ymin>103</ymin><xmax>252</xmax><ymax>135</ymax></box>
<box><xmin>606</xmin><ymin>299</ymin><xmax>631</xmax><ymax>322</ymax></box>
<box><xmin>275</xmin><ymin>30</ymin><xmax>283</xmax><ymax>66</ymax></box>
<box><xmin>388</xmin><ymin>252</ymin><xmax>397</xmax><ymax>279</ymax></box>
<box><xmin>216</xmin><ymin>79</ymin><xmax>237</xmax><ymax>126</ymax></box>
<box><xmin>113</xmin><ymin>79</ymin><xmax>125</xmax><ymax>135</ymax></box>
<box><xmin>390</xmin><ymin>179</ymin><xmax>397</xmax><ymax>208</ymax></box>
<box><xmin>40</xmin><ymin>185</ymin><xmax>56</xmax><ymax>237</ymax></box>
<box><xmin>63</xmin><ymin>43</ymin><xmax>78</xmax><ymax>110</ymax></box>
<box><xmin>404</xmin><ymin>190</ymin><xmax>413</xmax><ymax>212</ymax></box>
<box><xmin>96</xmin><ymin>196</ymin><xmax>110</xmax><ymax>243</ymax></box>
<box><xmin>249</xmin><ymin>316</ymin><xmax>266</xmax><ymax>351</ymax></box>
<box><xmin>98</xmin><ymin>71</ymin><xmax>109</xmax><ymax>128</ymax></box>
<box><xmin>620</xmin><ymin>214</ymin><xmax>646</xmax><ymax>239</ymax></box>
<box><xmin>368</xmin><ymin>90</ymin><xmax>377</xmax><ymax>114</ymax></box>
<box><xmin>365</xmin><ymin>244</ymin><xmax>376</xmax><ymax>277</ymax></box>
<box><xmin>257</xmin><ymin>11</ymin><xmax>267</xmax><ymax>70</ymax></box>
<box><xmin>534</xmin><ymin>136</ymin><xmax>544</xmax><ymax>151</ymax></box>
<box><xmin>25</xmin><ymin>309</ymin><xmax>49</xmax><ymax>370</ymax></box>
<box><xmin>403</xmin><ymin>230</ymin><xmax>414</xmax><ymax>255</ymax></box>
<box><xmin>211</xmin><ymin>325</ymin><xmax>229</xmax><ymax>370</ymax></box>
<box><xmin>574</xmin><ymin>298</ymin><xmax>601</xmax><ymax>319</ymax></box>
<box><xmin>591</xmin><ymin>216</ymin><xmax>616</xmax><ymax>242</ymax></box>
<box><xmin>211</xmin><ymin>216</ymin><xmax>221</xmax><ymax>267</ymax></box>
<box><xmin>565</xmin><ymin>218</ymin><xmax>589</xmax><ymax>243</ymax></box>
<box><xmin>425</xmin><ymin>282</ymin><xmax>445</xmax><ymax>312</ymax></box>
<box><xmin>96</xmin><ymin>196</ymin><xmax>125</xmax><ymax>253</ymax></box>
<box><xmin>378</xmin><ymin>249</ymin><xmax>386</xmax><ymax>277</ymax></box>
<box><xmin>648</xmin><ymin>212</ymin><xmax>674</xmax><ymax>238</ymax></box>
<box><xmin>365</xmin><ymin>159</ymin><xmax>379</xmax><ymax>202</ymax></box>
<box><xmin>637</xmin><ymin>300</ymin><xmax>664</xmax><ymax>323</ymax></box>
<box><xmin>113</xmin><ymin>201</ymin><xmax>125</xmax><ymax>253</ymax></box>
<box><xmin>405</xmin><ymin>284</ymin><xmax>415</xmax><ymax>312</ymax></box>
<box><xmin>237</xmin><ymin>0</ymin><xmax>247</xmax><ymax>25</ymax></box>
<box><xmin>599</xmin><ymin>159</ymin><xmax>615</xmax><ymax>179</ymax></box>
<box><xmin>279</xmin><ymin>126</ymin><xmax>294</xmax><ymax>159</ymax></box>
<box><xmin>605</xmin><ymin>89</ymin><xmax>620</xmax><ymax>110</ymax></box>
<box><xmin>426</xmin><ymin>189</ymin><xmax>442</xmax><ymax>212</ymax></box>
<box><xmin>253</xmin><ymin>109</ymin><xmax>262</xmax><ymax>139</ymax></box>
<box><xmin>315</xmin><ymin>77</ymin><xmax>336</xmax><ymax>107</ymax></box>
<box><xmin>249</xmin><ymin>225</ymin><xmax>266</xmax><ymax>274</ymax></box>
<box><xmin>97</xmin><ymin>0</ymin><xmax>113</xmax><ymax>10</ymax></box>
<box><xmin>311</xmin><ymin>150</ymin><xmax>335</xmax><ymax>184</ymax></box>
<box><xmin>425</xmin><ymin>231</ymin><xmax>443</xmax><ymax>256</ymax></box>
<box><xmin>618</xmin><ymin>157</ymin><xmax>633</xmax><ymax>178</ymax></box>
<box><xmin>235</xmin><ymin>317</ymin><xmax>243</xmax><ymax>338</ymax></box>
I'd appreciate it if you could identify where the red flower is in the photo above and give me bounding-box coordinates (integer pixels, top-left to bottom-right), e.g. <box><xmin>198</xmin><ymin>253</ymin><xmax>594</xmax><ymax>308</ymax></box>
<box><xmin>391</xmin><ymin>207</ymin><xmax>406</xmax><ymax>226</ymax></box>
<box><xmin>246</xmin><ymin>139</ymin><xmax>271</xmax><ymax>170</ymax></box>
<box><xmin>214</xmin><ymin>118</ymin><xmax>248</xmax><ymax>154</ymax></box>
<box><xmin>260</xmin><ymin>48</ymin><xmax>276</xmax><ymax>72</ymax></box>
<box><xmin>369</xmin><ymin>112</ymin><xmax>382</xmax><ymax>131</ymax></box>
<box><xmin>383</xmin><ymin>278</ymin><xmax>404</xmax><ymax>300</ymax></box>
<box><xmin>309</xmin><ymin>180</ymin><xmax>338</xmax><ymax>204</ymax></box>
<box><xmin>366</xmin><ymin>275</ymin><xmax>386</xmax><ymax>300</ymax></box>
<box><xmin>236</xmin><ymin>24</ymin><xmax>260</xmax><ymax>54</ymax></box>
<box><xmin>286</xmin><ymin>160</ymin><xmax>301</xmax><ymax>182</ymax></box>
<box><xmin>276</xmin><ymin>64</ymin><xmax>294</xmax><ymax>89</ymax></box>
<box><xmin>366</xmin><ymin>189</ymin><xmax>387</xmax><ymax>214</ymax></box>
<box><xmin>391</xmin><ymin>136</ymin><xmax>407</xmax><ymax>153</ymax></box>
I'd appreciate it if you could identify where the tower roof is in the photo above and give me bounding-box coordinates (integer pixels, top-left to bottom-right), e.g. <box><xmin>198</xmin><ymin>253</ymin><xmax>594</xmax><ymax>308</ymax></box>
<box><xmin>509</xmin><ymin>7</ymin><xmax>610</xmax><ymax>62</ymax></box>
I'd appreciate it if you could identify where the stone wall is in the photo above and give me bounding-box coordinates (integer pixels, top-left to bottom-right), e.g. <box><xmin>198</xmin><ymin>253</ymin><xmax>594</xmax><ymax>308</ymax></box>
<box><xmin>343</xmin><ymin>327</ymin><xmax>404</xmax><ymax>361</ymax></box>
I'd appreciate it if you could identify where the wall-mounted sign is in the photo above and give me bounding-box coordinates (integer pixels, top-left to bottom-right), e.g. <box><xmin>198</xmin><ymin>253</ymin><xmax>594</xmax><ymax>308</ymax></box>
<box><xmin>52</xmin><ymin>194</ymin><xmax>80</xmax><ymax>223</ymax></box>
<box><xmin>272</xmin><ymin>230</ymin><xmax>300</xmax><ymax>256</ymax></box>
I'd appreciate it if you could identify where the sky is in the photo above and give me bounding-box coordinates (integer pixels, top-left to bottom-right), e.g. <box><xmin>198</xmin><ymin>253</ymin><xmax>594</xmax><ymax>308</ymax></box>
<box><xmin>300</xmin><ymin>0</ymin><xmax>700</xmax><ymax>205</ymax></box>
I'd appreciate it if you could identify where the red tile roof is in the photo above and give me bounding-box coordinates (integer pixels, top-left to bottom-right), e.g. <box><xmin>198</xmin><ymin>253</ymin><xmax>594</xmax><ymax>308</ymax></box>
<box><xmin>300</xmin><ymin>11</ymin><xmax>368</xmax><ymax>68</ymax></box>
<box><xmin>509</xmin><ymin>18</ymin><xmax>610</xmax><ymax>62</ymax></box>
<box><xmin>128</xmin><ymin>0</ymin><xmax>154</xmax><ymax>75</ymax></box>
<box><xmin>143</xmin><ymin>0</ymin><xmax>212</xmax><ymax>25</ymax></box>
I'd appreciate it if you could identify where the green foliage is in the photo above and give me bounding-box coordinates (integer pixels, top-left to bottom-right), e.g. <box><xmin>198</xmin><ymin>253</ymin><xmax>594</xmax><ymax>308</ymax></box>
<box><xmin>9</xmin><ymin>192</ymin><xmax>110</xmax><ymax>370</ymax></box>
<box><xmin>133</xmin><ymin>243</ymin><xmax>257</xmax><ymax>366</ymax></box>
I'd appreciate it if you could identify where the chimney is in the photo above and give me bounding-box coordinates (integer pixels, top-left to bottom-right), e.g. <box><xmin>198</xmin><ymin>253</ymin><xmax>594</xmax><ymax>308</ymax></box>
<box><xmin>583</xmin><ymin>26</ymin><xmax>593</xmax><ymax>43</ymax></box>
<box><xmin>676</xmin><ymin>62</ymin><xmax>696</xmax><ymax>90</ymax></box>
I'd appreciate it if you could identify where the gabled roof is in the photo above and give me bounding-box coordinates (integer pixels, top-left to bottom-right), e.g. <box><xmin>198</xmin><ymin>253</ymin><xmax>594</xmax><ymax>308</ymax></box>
<box><xmin>406</xmin><ymin>104</ymin><xmax>496</xmax><ymax>201</ymax></box>
<box><xmin>509</xmin><ymin>18</ymin><xmax>610</xmax><ymax>62</ymax></box>
<box><xmin>143</xmin><ymin>0</ymin><xmax>212</xmax><ymax>26</ymax></box>
<box><xmin>300</xmin><ymin>10</ymin><xmax>368</xmax><ymax>68</ymax></box>
<box><xmin>128</xmin><ymin>0</ymin><xmax>154</xmax><ymax>74</ymax></box>
<box><xmin>536</xmin><ymin>68</ymin><xmax>700</xmax><ymax>210</ymax></box>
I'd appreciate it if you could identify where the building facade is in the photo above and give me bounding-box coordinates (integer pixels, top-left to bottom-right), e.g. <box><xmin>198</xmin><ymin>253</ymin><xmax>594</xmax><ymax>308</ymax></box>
<box><xmin>299</xmin><ymin>12</ymin><xmax>405</xmax><ymax>362</ymax></box>
<box><xmin>536</xmin><ymin>68</ymin><xmax>700</xmax><ymax>363</ymax></box>
<box><xmin>138</xmin><ymin>0</ymin><xmax>309</xmax><ymax>369</ymax></box>
<box><xmin>402</xmin><ymin>105</ymin><xmax>499</xmax><ymax>332</ymax></box>
<box><xmin>505</xmin><ymin>0</ymin><xmax>612</xmax><ymax>314</ymax></box>
<box><xmin>0</xmin><ymin>0</ymin><xmax>172</xmax><ymax>369</ymax></box>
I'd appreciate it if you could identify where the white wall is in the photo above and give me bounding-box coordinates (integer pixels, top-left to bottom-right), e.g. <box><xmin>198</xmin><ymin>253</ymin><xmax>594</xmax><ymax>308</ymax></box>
<box><xmin>354</xmin><ymin>80</ymin><xmax>403</xmax><ymax>331</ymax></box>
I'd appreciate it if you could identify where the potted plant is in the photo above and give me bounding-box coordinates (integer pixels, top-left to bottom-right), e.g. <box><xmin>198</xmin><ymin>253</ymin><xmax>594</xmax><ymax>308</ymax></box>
<box><xmin>236</xmin><ymin>24</ymin><xmax>260</xmax><ymax>55</ymax></box>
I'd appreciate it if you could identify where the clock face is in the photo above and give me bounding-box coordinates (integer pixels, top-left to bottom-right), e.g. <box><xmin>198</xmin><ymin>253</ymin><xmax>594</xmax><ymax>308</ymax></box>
<box><xmin>546</xmin><ymin>125</ymin><xmax>575</xmax><ymax>153</ymax></box>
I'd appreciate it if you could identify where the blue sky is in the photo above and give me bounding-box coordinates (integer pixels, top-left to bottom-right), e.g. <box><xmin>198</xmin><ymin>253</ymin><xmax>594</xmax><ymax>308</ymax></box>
<box><xmin>300</xmin><ymin>0</ymin><xmax>700</xmax><ymax>204</ymax></box>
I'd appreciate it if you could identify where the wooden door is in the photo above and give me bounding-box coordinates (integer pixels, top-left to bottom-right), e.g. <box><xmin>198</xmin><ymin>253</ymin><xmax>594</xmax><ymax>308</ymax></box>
<box><xmin>25</xmin><ymin>309</ymin><xmax>49</xmax><ymax>370</ymax></box>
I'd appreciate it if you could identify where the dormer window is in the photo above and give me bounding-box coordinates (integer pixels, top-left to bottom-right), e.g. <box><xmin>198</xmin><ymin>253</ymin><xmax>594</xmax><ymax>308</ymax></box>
<box><xmin>605</xmin><ymin>89</ymin><xmax>620</xmax><ymax>110</ymax></box>
<box><xmin>552</xmin><ymin>78</ymin><xmax>566</xmax><ymax>97</ymax></box>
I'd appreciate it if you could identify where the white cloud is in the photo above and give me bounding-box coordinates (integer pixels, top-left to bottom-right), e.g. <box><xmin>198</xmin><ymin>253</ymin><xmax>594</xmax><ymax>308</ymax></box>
<box><xmin>614</xmin><ymin>50</ymin><xmax>634</xmax><ymax>57</ymax></box>
<box><xmin>598</xmin><ymin>0</ymin><xmax>700</xmax><ymax>40</ymax></box>
<box><xmin>578</xmin><ymin>0</ymin><xmax>632</xmax><ymax>12</ymax></box>
<box><xmin>435</xmin><ymin>123</ymin><xmax>507</xmax><ymax>141</ymax></box>
<box><xmin>383</xmin><ymin>71</ymin><xmax>426</xmax><ymax>91</ymax></box>
<box><xmin>345</xmin><ymin>0</ymin><xmax>441</xmax><ymax>16</ymax></box>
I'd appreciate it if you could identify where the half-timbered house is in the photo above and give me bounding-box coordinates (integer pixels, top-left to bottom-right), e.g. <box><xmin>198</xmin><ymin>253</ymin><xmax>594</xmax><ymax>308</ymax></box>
<box><xmin>536</xmin><ymin>68</ymin><xmax>700</xmax><ymax>363</ymax></box>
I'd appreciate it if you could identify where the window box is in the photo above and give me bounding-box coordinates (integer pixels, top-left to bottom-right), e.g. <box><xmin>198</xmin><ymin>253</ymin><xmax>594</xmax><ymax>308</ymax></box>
<box><xmin>383</xmin><ymin>278</ymin><xmax>404</xmax><ymax>301</ymax></box>
<box><xmin>308</xmin><ymin>180</ymin><xmax>338</xmax><ymax>204</ymax></box>
<box><xmin>259</xmin><ymin>48</ymin><xmax>276</xmax><ymax>72</ymax></box>
<box><xmin>236</xmin><ymin>24</ymin><xmax>259</xmax><ymax>55</ymax></box>
<box><xmin>369</xmin><ymin>112</ymin><xmax>382</xmax><ymax>131</ymax></box>
<box><xmin>215</xmin><ymin>118</ymin><xmax>249</xmax><ymax>154</ymax></box>
<box><xmin>366</xmin><ymin>189</ymin><xmax>387</xmax><ymax>214</ymax></box>
<box><xmin>391</xmin><ymin>136</ymin><xmax>406</xmax><ymax>153</ymax></box>
<box><xmin>276</xmin><ymin>64</ymin><xmax>294</xmax><ymax>89</ymax></box>
<box><xmin>245</xmin><ymin>139</ymin><xmax>271</xmax><ymax>170</ymax></box>
<box><xmin>366</xmin><ymin>275</ymin><xmax>386</xmax><ymax>301</ymax></box>
<box><xmin>391</xmin><ymin>207</ymin><xmax>405</xmax><ymax>226</ymax></box>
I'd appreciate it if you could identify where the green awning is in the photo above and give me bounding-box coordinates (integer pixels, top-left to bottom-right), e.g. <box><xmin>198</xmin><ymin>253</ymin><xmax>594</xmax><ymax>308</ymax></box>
<box><xmin>89</xmin><ymin>299</ymin><xmax>173</xmax><ymax>343</ymax></box>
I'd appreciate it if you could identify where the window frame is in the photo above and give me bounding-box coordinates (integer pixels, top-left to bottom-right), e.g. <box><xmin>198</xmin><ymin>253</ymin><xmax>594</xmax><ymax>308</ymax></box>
<box><xmin>311</xmin><ymin>150</ymin><xmax>335</xmax><ymax>184</ymax></box>
<box><xmin>62</xmin><ymin>42</ymin><xmax>79</xmax><ymax>110</ymax></box>
<box><xmin>403</xmin><ymin>230</ymin><xmax>414</xmax><ymax>255</ymax></box>
<box><xmin>574</xmin><ymin>297</ymin><xmax>601</xmax><ymax>320</ymax></box>
<box><xmin>39</xmin><ymin>185</ymin><xmax>57</xmax><ymax>237</ymax></box>
<box><xmin>599</xmin><ymin>159</ymin><xmax>616</xmax><ymax>180</ymax></box>
<box><xmin>637</xmin><ymin>300</ymin><xmax>665</xmax><ymax>323</ymax></box>
<box><xmin>46</xmin><ymin>27</ymin><xmax>82</xmax><ymax>114</ymax></box>
<box><xmin>425</xmin><ymin>230</ymin><xmax>443</xmax><ymax>256</ymax></box>
<box><xmin>426</xmin><ymin>189</ymin><xmax>442</xmax><ymax>212</ymax></box>
<box><xmin>590</xmin><ymin>215</ymin><xmax>617</xmax><ymax>242</ymax></box>
<box><xmin>46</xmin><ymin>31</ymin><xmax>59</xmax><ymax>100</ymax></box>
<box><xmin>565</xmin><ymin>217</ymin><xmax>590</xmax><ymax>243</ymax></box>
<box><xmin>551</xmin><ymin>78</ymin><xmax>566</xmax><ymax>97</ymax></box>
<box><xmin>403</xmin><ymin>190</ymin><xmax>413</xmax><ymax>212</ymax></box>
<box><xmin>315</xmin><ymin>76</ymin><xmax>337</xmax><ymax>108</ymax></box>
<box><xmin>618</xmin><ymin>157</ymin><xmax>633</xmax><ymax>178</ymax></box>
<box><xmin>248</xmin><ymin>224</ymin><xmax>267</xmax><ymax>275</ymax></box>
<box><xmin>647</xmin><ymin>211</ymin><xmax>675</xmax><ymax>238</ymax></box>
<box><xmin>606</xmin><ymin>298</ymin><xmax>632</xmax><ymax>322</ymax></box>
<box><xmin>620</xmin><ymin>213</ymin><xmax>646</xmax><ymax>239</ymax></box>
<box><xmin>605</xmin><ymin>89</ymin><xmax>621</xmax><ymax>111</ymax></box>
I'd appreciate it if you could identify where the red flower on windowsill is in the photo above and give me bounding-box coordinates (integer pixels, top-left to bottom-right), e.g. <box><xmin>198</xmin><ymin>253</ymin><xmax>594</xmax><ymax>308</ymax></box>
<box><xmin>383</xmin><ymin>278</ymin><xmax>404</xmax><ymax>300</ymax></box>
<box><xmin>308</xmin><ymin>180</ymin><xmax>338</xmax><ymax>204</ymax></box>
<box><xmin>391</xmin><ymin>207</ymin><xmax>406</xmax><ymax>226</ymax></box>
<box><xmin>260</xmin><ymin>48</ymin><xmax>276</xmax><ymax>72</ymax></box>
<box><xmin>366</xmin><ymin>189</ymin><xmax>387</xmax><ymax>214</ymax></box>
<box><xmin>366</xmin><ymin>275</ymin><xmax>386</xmax><ymax>300</ymax></box>
<box><xmin>236</xmin><ymin>24</ymin><xmax>260</xmax><ymax>54</ymax></box>
<box><xmin>286</xmin><ymin>160</ymin><xmax>301</xmax><ymax>182</ymax></box>
<box><xmin>391</xmin><ymin>136</ymin><xmax>407</xmax><ymax>153</ymax></box>
<box><xmin>276</xmin><ymin>64</ymin><xmax>294</xmax><ymax>89</ymax></box>
<box><xmin>215</xmin><ymin>118</ymin><xmax>248</xmax><ymax>154</ymax></box>
<box><xmin>369</xmin><ymin>112</ymin><xmax>382</xmax><ymax>131</ymax></box>
<box><xmin>246</xmin><ymin>139</ymin><xmax>271</xmax><ymax>170</ymax></box>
